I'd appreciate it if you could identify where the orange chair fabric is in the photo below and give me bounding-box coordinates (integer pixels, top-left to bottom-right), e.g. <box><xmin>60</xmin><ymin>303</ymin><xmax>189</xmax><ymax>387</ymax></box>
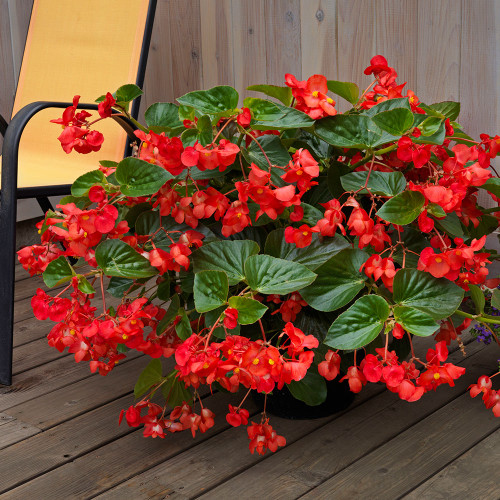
<box><xmin>6</xmin><ymin>0</ymin><xmax>150</xmax><ymax>189</ymax></box>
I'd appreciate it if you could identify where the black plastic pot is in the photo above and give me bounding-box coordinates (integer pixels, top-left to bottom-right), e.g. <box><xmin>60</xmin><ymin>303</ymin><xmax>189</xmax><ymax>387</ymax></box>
<box><xmin>252</xmin><ymin>376</ymin><xmax>355</xmax><ymax>420</ymax></box>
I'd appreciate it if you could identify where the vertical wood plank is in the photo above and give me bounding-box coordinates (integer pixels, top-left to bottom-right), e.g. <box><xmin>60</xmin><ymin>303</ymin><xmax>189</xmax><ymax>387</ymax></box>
<box><xmin>200</xmin><ymin>0</ymin><xmax>234</xmax><ymax>89</ymax></box>
<box><xmin>265</xmin><ymin>0</ymin><xmax>301</xmax><ymax>86</ymax></box>
<box><xmin>141</xmin><ymin>0</ymin><xmax>174</xmax><ymax>116</ymax></box>
<box><xmin>375</xmin><ymin>0</ymin><xmax>419</xmax><ymax>95</ymax></box>
<box><xmin>416</xmin><ymin>0</ymin><xmax>461</xmax><ymax>103</ymax></box>
<box><xmin>0</xmin><ymin>0</ymin><xmax>15</xmax><ymax>124</ymax></box>
<box><xmin>7</xmin><ymin>0</ymin><xmax>32</xmax><ymax>85</ymax></box>
<box><xmin>300</xmin><ymin>0</ymin><xmax>337</xmax><ymax>80</ymax></box>
<box><xmin>231</xmin><ymin>0</ymin><xmax>267</xmax><ymax>101</ymax></box>
<box><xmin>168</xmin><ymin>0</ymin><xmax>203</xmax><ymax>99</ymax></box>
<box><xmin>337</xmin><ymin>0</ymin><xmax>376</xmax><ymax>111</ymax></box>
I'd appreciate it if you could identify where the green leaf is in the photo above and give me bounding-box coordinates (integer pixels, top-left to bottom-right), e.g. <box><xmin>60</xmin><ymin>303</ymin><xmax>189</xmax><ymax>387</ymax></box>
<box><xmin>161</xmin><ymin>374</ymin><xmax>192</xmax><ymax>407</ymax></box>
<box><xmin>157</xmin><ymin>295</ymin><xmax>180</xmax><ymax>335</ymax></box>
<box><xmin>246</xmin><ymin>84</ymin><xmax>293</xmax><ymax>106</ymax></box>
<box><xmin>419</xmin><ymin>116</ymin><xmax>443</xmax><ymax>136</ymax></box>
<box><xmin>315</xmin><ymin>115</ymin><xmax>382</xmax><ymax>149</ymax></box>
<box><xmin>326</xmin><ymin>80</ymin><xmax>359</xmax><ymax>105</ymax></box>
<box><xmin>300</xmin><ymin>248</ymin><xmax>368</xmax><ymax>312</ymax></box>
<box><xmin>227</xmin><ymin>296</ymin><xmax>268</xmax><ymax>324</ymax></box>
<box><xmin>244</xmin><ymin>255</ymin><xmax>317</xmax><ymax>295</ymax></box>
<box><xmin>393</xmin><ymin>306</ymin><xmax>439</xmax><ymax>337</ymax></box>
<box><xmin>157</xmin><ymin>279</ymin><xmax>171</xmax><ymax>301</ymax></box>
<box><xmin>414</xmin><ymin>120</ymin><xmax>446</xmax><ymax>145</ymax></box>
<box><xmin>77</xmin><ymin>275</ymin><xmax>95</xmax><ymax>294</ymax></box>
<box><xmin>264</xmin><ymin>229</ymin><xmax>349</xmax><ymax>270</ymax></box>
<box><xmin>134</xmin><ymin>359</ymin><xmax>162</xmax><ymax>398</ymax></box>
<box><xmin>340</xmin><ymin>171</ymin><xmax>406</xmax><ymax>197</ymax></box>
<box><xmin>426</xmin><ymin>203</ymin><xmax>446</xmax><ymax>218</ymax></box>
<box><xmin>393</xmin><ymin>269</ymin><xmax>464</xmax><ymax>320</ymax></box>
<box><xmin>288</xmin><ymin>371</ymin><xmax>327</xmax><ymax>406</ymax></box>
<box><xmin>144</xmin><ymin>102</ymin><xmax>183</xmax><ymax>134</ymax></box>
<box><xmin>71</xmin><ymin>170</ymin><xmax>107</xmax><ymax>197</ymax></box>
<box><xmin>371</xmin><ymin>108</ymin><xmax>414</xmax><ymax>136</ymax></box>
<box><xmin>327</xmin><ymin>160</ymin><xmax>351</xmax><ymax>198</ymax></box>
<box><xmin>363</xmin><ymin>98</ymin><xmax>411</xmax><ymax>116</ymax></box>
<box><xmin>192</xmin><ymin>240</ymin><xmax>260</xmax><ymax>286</ymax></box>
<box><xmin>435</xmin><ymin>212</ymin><xmax>465</xmax><ymax>238</ymax></box>
<box><xmin>479</xmin><ymin>178</ymin><xmax>500</xmax><ymax>198</ymax></box>
<box><xmin>115</xmin><ymin>157</ymin><xmax>173</xmax><ymax>197</ymax></box>
<box><xmin>175</xmin><ymin>309</ymin><xmax>192</xmax><ymax>340</ymax></box>
<box><xmin>43</xmin><ymin>256</ymin><xmax>74</xmax><ymax>288</ymax></box>
<box><xmin>176</xmin><ymin>86</ymin><xmax>239</xmax><ymax>115</ymax></box>
<box><xmin>491</xmin><ymin>289</ymin><xmax>500</xmax><ymax>310</ymax></box>
<box><xmin>95</xmin><ymin>239</ymin><xmax>157</xmax><ymax>279</ymax></box>
<box><xmin>376</xmin><ymin>191</ymin><xmax>425</xmax><ymax>225</ymax></box>
<box><xmin>107</xmin><ymin>277</ymin><xmax>136</xmax><ymax>298</ymax></box>
<box><xmin>469</xmin><ymin>285</ymin><xmax>485</xmax><ymax>315</ymax></box>
<box><xmin>423</xmin><ymin>101</ymin><xmax>460</xmax><ymax>121</ymax></box>
<box><xmin>325</xmin><ymin>295</ymin><xmax>390</xmax><ymax>350</ymax></box>
<box><xmin>194</xmin><ymin>270</ymin><xmax>229</xmax><ymax>313</ymax></box>
<box><xmin>196</xmin><ymin>115</ymin><xmax>213</xmax><ymax>146</ymax></box>
<box><xmin>244</xmin><ymin>97</ymin><xmax>314</xmax><ymax>130</ymax></box>
<box><xmin>114</xmin><ymin>84</ymin><xmax>143</xmax><ymax>105</ymax></box>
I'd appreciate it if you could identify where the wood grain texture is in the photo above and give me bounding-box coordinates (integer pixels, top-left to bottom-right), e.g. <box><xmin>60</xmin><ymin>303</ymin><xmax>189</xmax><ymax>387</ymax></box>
<box><xmin>168</xmin><ymin>0</ymin><xmax>203</xmax><ymax>100</ymax></box>
<box><xmin>416</xmin><ymin>0</ymin><xmax>461</xmax><ymax>103</ymax></box>
<box><xmin>403</xmin><ymin>428</ymin><xmax>500</xmax><ymax>500</ymax></box>
<box><xmin>200</xmin><ymin>0</ymin><xmax>234</xmax><ymax>88</ymax></box>
<box><xmin>231</xmin><ymin>0</ymin><xmax>267</xmax><ymax>102</ymax></box>
<box><xmin>0</xmin><ymin>418</ymin><xmax>40</xmax><ymax>451</ymax></box>
<box><xmin>337</xmin><ymin>0</ymin><xmax>376</xmax><ymax>112</ymax></box>
<box><xmin>265</xmin><ymin>0</ymin><xmax>302</xmax><ymax>86</ymax></box>
<box><xmin>140</xmin><ymin>0</ymin><xmax>175</xmax><ymax>116</ymax></box>
<box><xmin>300</xmin><ymin>1</ymin><xmax>338</xmax><ymax>80</ymax></box>
<box><xmin>375</xmin><ymin>0</ymin><xmax>419</xmax><ymax>95</ymax></box>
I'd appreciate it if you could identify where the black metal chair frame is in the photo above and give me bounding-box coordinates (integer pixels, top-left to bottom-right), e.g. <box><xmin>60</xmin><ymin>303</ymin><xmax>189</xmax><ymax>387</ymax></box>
<box><xmin>0</xmin><ymin>0</ymin><xmax>157</xmax><ymax>385</ymax></box>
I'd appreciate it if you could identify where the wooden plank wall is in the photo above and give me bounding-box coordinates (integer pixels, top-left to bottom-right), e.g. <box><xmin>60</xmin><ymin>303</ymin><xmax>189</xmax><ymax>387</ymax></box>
<box><xmin>1</xmin><ymin>0</ymin><xmax>499</xmax><ymax>203</ymax></box>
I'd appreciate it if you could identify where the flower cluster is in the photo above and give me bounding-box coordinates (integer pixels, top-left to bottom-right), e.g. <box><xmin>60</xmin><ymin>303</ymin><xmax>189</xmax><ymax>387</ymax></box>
<box><xmin>19</xmin><ymin>54</ymin><xmax>500</xmax><ymax>456</ymax></box>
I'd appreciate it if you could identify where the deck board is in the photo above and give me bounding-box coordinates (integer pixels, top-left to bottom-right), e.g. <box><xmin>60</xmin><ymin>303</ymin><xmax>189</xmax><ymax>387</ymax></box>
<box><xmin>0</xmin><ymin>271</ymin><xmax>498</xmax><ymax>499</ymax></box>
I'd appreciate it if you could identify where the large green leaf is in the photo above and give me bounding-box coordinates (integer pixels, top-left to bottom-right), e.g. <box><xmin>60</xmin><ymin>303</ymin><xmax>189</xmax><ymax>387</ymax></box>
<box><xmin>376</xmin><ymin>191</ymin><xmax>425</xmax><ymax>225</ymax></box>
<box><xmin>479</xmin><ymin>178</ymin><xmax>500</xmax><ymax>198</ymax></box>
<box><xmin>244</xmin><ymin>97</ymin><xmax>314</xmax><ymax>130</ymax></box>
<box><xmin>420</xmin><ymin>101</ymin><xmax>460</xmax><ymax>121</ymax></box>
<box><xmin>315</xmin><ymin>115</ymin><xmax>382</xmax><ymax>149</ymax></box>
<box><xmin>363</xmin><ymin>97</ymin><xmax>411</xmax><ymax>116</ymax></box>
<box><xmin>288</xmin><ymin>371</ymin><xmax>327</xmax><ymax>406</ymax></box>
<box><xmin>107</xmin><ymin>276</ymin><xmax>144</xmax><ymax>298</ymax></box>
<box><xmin>246</xmin><ymin>84</ymin><xmax>293</xmax><ymax>106</ymax></box>
<box><xmin>393</xmin><ymin>269</ymin><xmax>464</xmax><ymax>320</ymax></box>
<box><xmin>326</xmin><ymin>80</ymin><xmax>359</xmax><ymax>105</ymax></box>
<box><xmin>175</xmin><ymin>309</ymin><xmax>192</xmax><ymax>340</ymax></box>
<box><xmin>393</xmin><ymin>306</ymin><xmax>439</xmax><ymax>337</ymax></box>
<box><xmin>71</xmin><ymin>170</ymin><xmax>107</xmax><ymax>197</ymax></box>
<box><xmin>114</xmin><ymin>84</ymin><xmax>143</xmax><ymax>105</ymax></box>
<box><xmin>435</xmin><ymin>212</ymin><xmax>465</xmax><ymax>239</ymax></box>
<box><xmin>43</xmin><ymin>256</ymin><xmax>74</xmax><ymax>288</ymax></box>
<box><xmin>264</xmin><ymin>229</ymin><xmax>349</xmax><ymax>270</ymax></box>
<box><xmin>227</xmin><ymin>296</ymin><xmax>268</xmax><ymax>324</ymax></box>
<box><xmin>134</xmin><ymin>359</ymin><xmax>162</xmax><ymax>398</ymax></box>
<box><xmin>193</xmin><ymin>270</ymin><xmax>229</xmax><ymax>313</ymax></box>
<box><xmin>468</xmin><ymin>285</ymin><xmax>485</xmax><ymax>315</ymax></box>
<box><xmin>144</xmin><ymin>102</ymin><xmax>183</xmax><ymax>134</ymax></box>
<box><xmin>340</xmin><ymin>171</ymin><xmax>406</xmax><ymax>197</ymax></box>
<box><xmin>156</xmin><ymin>295</ymin><xmax>181</xmax><ymax>335</ymax></box>
<box><xmin>371</xmin><ymin>108</ymin><xmax>414</xmax><ymax>136</ymax></box>
<box><xmin>192</xmin><ymin>240</ymin><xmax>260</xmax><ymax>286</ymax></box>
<box><xmin>115</xmin><ymin>157</ymin><xmax>173</xmax><ymax>197</ymax></box>
<box><xmin>95</xmin><ymin>239</ymin><xmax>157</xmax><ymax>279</ymax></box>
<box><xmin>176</xmin><ymin>85</ymin><xmax>239</xmax><ymax>115</ymax></box>
<box><xmin>244</xmin><ymin>255</ymin><xmax>317</xmax><ymax>295</ymax></box>
<box><xmin>161</xmin><ymin>374</ymin><xmax>192</xmax><ymax>407</ymax></box>
<box><xmin>325</xmin><ymin>295</ymin><xmax>390</xmax><ymax>350</ymax></box>
<box><xmin>300</xmin><ymin>248</ymin><xmax>368</xmax><ymax>312</ymax></box>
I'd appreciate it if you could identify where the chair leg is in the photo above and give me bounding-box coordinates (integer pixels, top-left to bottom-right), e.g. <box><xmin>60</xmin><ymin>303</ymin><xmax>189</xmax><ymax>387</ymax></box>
<box><xmin>36</xmin><ymin>196</ymin><xmax>54</xmax><ymax>213</ymax></box>
<box><xmin>0</xmin><ymin>190</ymin><xmax>16</xmax><ymax>386</ymax></box>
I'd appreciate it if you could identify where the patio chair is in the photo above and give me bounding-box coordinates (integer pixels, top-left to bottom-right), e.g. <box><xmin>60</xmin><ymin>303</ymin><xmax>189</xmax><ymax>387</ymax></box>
<box><xmin>0</xmin><ymin>0</ymin><xmax>157</xmax><ymax>385</ymax></box>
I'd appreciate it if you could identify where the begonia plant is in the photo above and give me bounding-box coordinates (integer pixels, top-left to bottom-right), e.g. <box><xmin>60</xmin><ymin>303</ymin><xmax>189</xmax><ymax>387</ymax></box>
<box><xmin>19</xmin><ymin>55</ymin><xmax>500</xmax><ymax>454</ymax></box>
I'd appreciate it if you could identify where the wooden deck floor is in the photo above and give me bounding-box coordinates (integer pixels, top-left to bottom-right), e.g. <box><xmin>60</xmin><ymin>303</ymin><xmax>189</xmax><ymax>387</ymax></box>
<box><xmin>1</xmin><ymin>266</ymin><xmax>499</xmax><ymax>499</ymax></box>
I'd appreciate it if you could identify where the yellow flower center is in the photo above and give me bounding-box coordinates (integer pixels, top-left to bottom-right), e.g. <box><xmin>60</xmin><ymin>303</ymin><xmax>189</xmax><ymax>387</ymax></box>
<box><xmin>268</xmin><ymin>359</ymin><xmax>275</xmax><ymax>365</ymax></box>
<box><xmin>435</xmin><ymin>257</ymin><xmax>442</xmax><ymax>263</ymax></box>
<box><xmin>434</xmin><ymin>373</ymin><xmax>441</xmax><ymax>380</ymax></box>
<box><xmin>302</xmin><ymin>231</ymin><xmax>309</xmax><ymax>236</ymax></box>
<box><xmin>296</xmin><ymin>170</ymin><xmax>303</xmax><ymax>176</ymax></box>
<box><xmin>203</xmin><ymin>362</ymin><xmax>210</xmax><ymax>369</ymax></box>
<box><xmin>326</xmin><ymin>97</ymin><xmax>334</xmax><ymax>104</ymax></box>
<box><xmin>312</xmin><ymin>91</ymin><xmax>319</xmax><ymax>97</ymax></box>
<box><xmin>70</xmin><ymin>329</ymin><xmax>76</xmax><ymax>336</ymax></box>
<box><xmin>122</xmin><ymin>334</ymin><xmax>129</xmax><ymax>340</ymax></box>
<box><xmin>252</xmin><ymin>358</ymin><xmax>260</xmax><ymax>365</ymax></box>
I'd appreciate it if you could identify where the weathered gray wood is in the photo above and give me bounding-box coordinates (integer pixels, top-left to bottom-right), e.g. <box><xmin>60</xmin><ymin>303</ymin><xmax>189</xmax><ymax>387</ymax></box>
<box><xmin>0</xmin><ymin>419</ymin><xmax>40</xmax><ymax>450</ymax></box>
<box><xmin>3</xmin><ymin>392</ymin><xmax>258</xmax><ymax>499</ymax></box>
<box><xmin>5</xmin><ymin>354</ymin><xmax>147</xmax><ymax>429</ymax></box>
<box><xmin>13</xmin><ymin>315</ymin><xmax>53</xmax><ymax>347</ymax></box>
<box><xmin>13</xmin><ymin>337</ymin><xmax>68</xmax><ymax>375</ymax></box>
<box><xmin>403</xmin><ymin>428</ymin><xmax>500</xmax><ymax>500</ymax></box>
<box><xmin>195</xmin><ymin>341</ymin><xmax>493</xmax><ymax>499</ymax></box>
